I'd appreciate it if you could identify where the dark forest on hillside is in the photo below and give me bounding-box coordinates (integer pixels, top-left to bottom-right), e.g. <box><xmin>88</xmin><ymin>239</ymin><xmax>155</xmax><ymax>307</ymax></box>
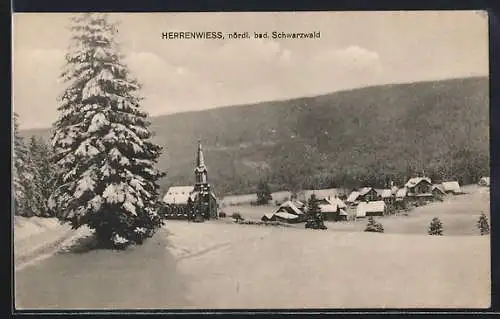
<box><xmin>22</xmin><ymin>76</ymin><xmax>489</xmax><ymax>197</ymax></box>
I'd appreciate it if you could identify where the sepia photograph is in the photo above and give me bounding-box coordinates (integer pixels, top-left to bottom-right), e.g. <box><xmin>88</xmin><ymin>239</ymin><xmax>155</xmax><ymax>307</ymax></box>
<box><xmin>12</xmin><ymin>11</ymin><xmax>490</xmax><ymax>310</ymax></box>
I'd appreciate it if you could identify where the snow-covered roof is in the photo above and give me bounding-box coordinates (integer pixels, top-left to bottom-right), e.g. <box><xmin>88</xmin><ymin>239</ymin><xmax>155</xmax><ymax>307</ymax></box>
<box><xmin>326</xmin><ymin>197</ymin><xmax>347</xmax><ymax>209</ymax></box>
<box><xmin>275</xmin><ymin>212</ymin><xmax>299</xmax><ymax>220</ymax></box>
<box><xmin>356</xmin><ymin>201</ymin><xmax>386</xmax><ymax>217</ymax></box>
<box><xmin>442</xmin><ymin>181</ymin><xmax>461</xmax><ymax>193</ymax></box>
<box><xmin>405</xmin><ymin>177</ymin><xmax>432</xmax><ymax>188</ymax></box>
<box><xmin>381</xmin><ymin>189</ymin><xmax>393</xmax><ymax>198</ymax></box>
<box><xmin>163</xmin><ymin>186</ymin><xmax>195</xmax><ymax>204</ymax></box>
<box><xmin>395</xmin><ymin>188</ymin><xmax>407</xmax><ymax>198</ymax></box>
<box><xmin>346</xmin><ymin>191</ymin><xmax>360</xmax><ymax>203</ymax></box>
<box><xmin>339</xmin><ymin>209</ymin><xmax>348</xmax><ymax>216</ymax></box>
<box><xmin>276</xmin><ymin>201</ymin><xmax>303</xmax><ymax>215</ymax></box>
<box><xmin>359</xmin><ymin>187</ymin><xmax>376</xmax><ymax>196</ymax></box>
<box><xmin>432</xmin><ymin>184</ymin><xmax>445</xmax><ymax>194</ymax></box>
<box><xmin>263</xmin><ymin>213</ymin><xmax>275</xmax><ymax>220</ymax></box>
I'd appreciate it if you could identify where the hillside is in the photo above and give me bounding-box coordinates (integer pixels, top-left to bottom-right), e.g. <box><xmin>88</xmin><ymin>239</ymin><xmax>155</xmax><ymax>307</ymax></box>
<box><xmin>20</xmin><ymin>76</ymin><xmax>489</xmax><ymax>196</ymax></box>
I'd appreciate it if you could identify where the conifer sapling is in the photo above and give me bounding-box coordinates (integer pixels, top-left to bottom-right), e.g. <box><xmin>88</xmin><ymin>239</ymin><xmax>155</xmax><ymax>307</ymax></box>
<box><xmin>428</xmin><ymin>217</ymin><xmax>443</xmax><ymax>236</ymax></box>
<box><xmin>477</xmin><ymin>213</ymin><xmax>490</xmax><ymax>235</ymax></box>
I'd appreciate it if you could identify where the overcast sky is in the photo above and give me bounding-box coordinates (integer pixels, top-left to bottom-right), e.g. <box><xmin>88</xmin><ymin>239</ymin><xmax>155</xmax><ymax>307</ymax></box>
<box><xmin>13</xmin><ymin>11</ymin><xmax>488</xmax><ymax>129</ymax></box>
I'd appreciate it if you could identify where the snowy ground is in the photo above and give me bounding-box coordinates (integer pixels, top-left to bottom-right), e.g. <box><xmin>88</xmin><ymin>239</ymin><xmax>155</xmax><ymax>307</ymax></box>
<box><xmin>164</xmin><ymin>220</ymin><xmax>490</xmax><ymax>309</ymax></box>
<box><xmin>14</xmin><ymin>216</ymin><xmax>73</xmax><ymax>267</ymax></box>
<box><xmin>14</xmin><ymin>185</ymin><xmax>491</xmax><ymax>309</ymax></box>
<box><xmin>14</xmin><ymin>216</ymin><xmax>64</xmax><ymax>241</ymax></box>
<box><xmin>163</xmin><ymin>186</ymin><xmax>491</xmax><ymax>308</ymax></box>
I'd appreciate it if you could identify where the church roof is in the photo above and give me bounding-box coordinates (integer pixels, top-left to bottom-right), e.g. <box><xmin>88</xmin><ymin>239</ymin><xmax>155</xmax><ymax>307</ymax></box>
<box><xmin>163</xmin><ymin>186</ymin><xmax>195</xmax><ymax>205</ymax></box>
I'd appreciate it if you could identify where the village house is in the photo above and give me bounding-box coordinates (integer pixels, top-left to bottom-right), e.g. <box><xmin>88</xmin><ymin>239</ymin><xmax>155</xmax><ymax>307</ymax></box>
<box><xmin>404</xmin><ymin>176</ymin><xmax>434</xmax><ymax>205</ymax></box>
<box><xmin>276</xmin><ymin>200</ymin><xmax>306</xmax><ymax>219</ymax></box>
<box><xmin>478</xmin><ymin>176</ymin><xmax>490</xmax><ymax>187</ymax></box>
<box><xmin>442</xmin><ymin>181</ymin><xmax>462</xmax><ymax>195</ymax></box>
<box><xmin>356</xmin><ymin>201</ymin><xmax>387</xmax><ymax>218</ymax></box>
<box><xmin>317</xmin><ymin>197</ymin><xmax>348</xmax><ymax>221</ymax></box>
<box><xmin>346</xmin><ymin>187</ymin><xmax>379</xmax><ymax>205</ymax></box>
<box><xmin>273</xmin><ymin>212</ymin><xmax>301</xmax><ymax>223</ymax></box>
<box><xmin>163</xmin><ymin>141</ymin><xmax>218</xmax><ymax>221</ymax></box>
<box><xmin>262</xmin><ymin>200</ymin><xmax>305</xmax><ymax>223</ymax></box>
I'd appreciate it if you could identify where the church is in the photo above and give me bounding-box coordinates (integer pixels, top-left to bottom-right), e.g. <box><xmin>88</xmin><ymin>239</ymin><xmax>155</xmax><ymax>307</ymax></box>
<box><xmin>162</xmin><ymin>141</ymin><xmax>218</xmax><ymax>220</ymax></box>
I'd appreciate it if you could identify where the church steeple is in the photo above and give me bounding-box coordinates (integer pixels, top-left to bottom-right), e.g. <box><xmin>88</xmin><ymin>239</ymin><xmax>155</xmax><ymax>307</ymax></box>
<box><xmin>194</xmin><ymin>140</ymin><xmax>208</xmax><ymax>186</ymax></box>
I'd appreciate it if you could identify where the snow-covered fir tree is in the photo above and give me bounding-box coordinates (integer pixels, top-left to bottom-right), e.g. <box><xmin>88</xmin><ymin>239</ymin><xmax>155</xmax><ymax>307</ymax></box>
<box><xmin>13</xmin><ymin>112</ymin><xmax>33</xmax><ymax>217</ymax></box>
<box><xmin>27</xmin><ymin>136</ymin><xmax>57</xmax><ymax>217</ymax></box>
<box><xmin>49</xmin><ymin>13</ymin><xmax>166</xmax><ymax>248</ymax></box>
<box><xmin>305</xmin><ymin>194</ymin><xmax>327</xmax><ymax>230</ymax></box>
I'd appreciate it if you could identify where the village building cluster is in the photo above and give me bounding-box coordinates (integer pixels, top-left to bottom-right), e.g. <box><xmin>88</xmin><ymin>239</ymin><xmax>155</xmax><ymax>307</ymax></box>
<box><xmin>257</xmin><ymin>174</ymin><xmax>489</xmax><ymax>224</ymax></box>
<box><xmin>162</xmin><ymin>141</ymin><xmax>490</xmax><ymax>225</ymax></box>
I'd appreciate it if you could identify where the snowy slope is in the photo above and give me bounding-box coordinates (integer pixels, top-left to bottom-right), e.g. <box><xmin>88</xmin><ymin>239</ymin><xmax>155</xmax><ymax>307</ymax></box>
<box><xmin>164</xmin><ymin>220</ymin><xmax>490</xmax><ymax>309</ymax></box>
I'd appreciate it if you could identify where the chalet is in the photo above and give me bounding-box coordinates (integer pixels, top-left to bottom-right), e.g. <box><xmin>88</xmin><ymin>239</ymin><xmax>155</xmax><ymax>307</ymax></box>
<box><xmin>356</xmin><ymin>201</ymin><xmax>386</xmax><ymax>218</ymax></box>
<box><xmin>358</xmin><ymin>187</ymin><xmax>379</xmax><ymax>202</ymax></box>
<box><xmin>274</xmin><ymin>212</ymin><xmax>301</xmax><ymax>223</ymax></box>
<box><xmin>318</xmin><ymin>197</ymin><xmax>348</xmax><ymax>221</ymax></box>
<box><xmin>442</xmin><ymin>181</ymin><xmax>462</xmax><ymax>195</ymax></box>
<box><xmin>275</xmin><ymin>200</ymin><xmax>305</xmax><ymax>217</ymax></box>
<box><xmin>478</xmin><ymin>177</ymin><xmax>490</xmax><ymax>187</ymax></box>
<box><xmin>346</xmin><ymin>187</ymin><xmax>379</xmax><ymax>205</ymax></box>
<box><xmin>163</xmin><ymin>141</ymin><xmax>218</xmax><ymax>220</ymax></box>
<box><xmin>405</xmin><ymin>177</ymin><xmax>433</xmax><ymax>195</ymax></box>
<box><xmin>405</xmin><ymin>176</ymin><xmax>434</xmax><ymax>205</ymax></box>
<box><xmin>262</xmin><ymin>200</ymin><xmax>306</xmax><ymax>223</ymax></box>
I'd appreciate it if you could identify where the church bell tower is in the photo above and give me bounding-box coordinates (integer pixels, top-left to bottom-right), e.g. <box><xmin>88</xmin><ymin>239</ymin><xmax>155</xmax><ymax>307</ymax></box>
<box><xmin>194</xmin><ymin>140</ymin><xmax>209</xmax><ymax>191</ymax></box>
<box><xmin>192</xmin><ymin>140</ymin><xmax>217</xmax><ymax>220</ymax></box>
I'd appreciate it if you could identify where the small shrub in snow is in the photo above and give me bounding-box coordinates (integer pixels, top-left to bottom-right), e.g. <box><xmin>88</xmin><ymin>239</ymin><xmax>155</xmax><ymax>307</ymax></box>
<box><xmin>477</xmin><ymin>213</ymin><xmax>490</xmax><ymax>235</ymax></box>
<box><xmin>428</xmin><ymin>217</ymin><xmax>443</xmax><ymax>236</ymax></box>
<box><xmin>218</xmin><ymin>212</ymin><xmax>227</xmax><ymax>218</ymax></box>
<box><xmin>364</xmin><ymin>216</ymin><xmax>384</xmax><ymax>233</ymax></box>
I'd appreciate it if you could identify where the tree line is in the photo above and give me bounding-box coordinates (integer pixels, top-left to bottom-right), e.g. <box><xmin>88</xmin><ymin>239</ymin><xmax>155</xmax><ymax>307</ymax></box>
<box><xmin>13</xmin><ymin>113</ymin><xmax>57</xmax><ymax>218</ymax></box>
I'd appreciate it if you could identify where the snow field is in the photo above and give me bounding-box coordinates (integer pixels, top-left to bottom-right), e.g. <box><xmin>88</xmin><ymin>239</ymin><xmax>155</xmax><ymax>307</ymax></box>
<box><xmin>164</xmin><ymin>221</ymin><xmax>490</xmax><ymax>309</ymax></box>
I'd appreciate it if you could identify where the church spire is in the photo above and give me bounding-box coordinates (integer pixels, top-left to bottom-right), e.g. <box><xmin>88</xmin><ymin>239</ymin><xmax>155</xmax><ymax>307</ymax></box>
<box><xmin>194</xmin><ymin>140</ymin><xmax>208</xmax><ymax>186</ymax></box>
<box><xmin>196</xmin><ymin>139</ymin><xmax>206</xmax><ymax>169</ymax></box>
